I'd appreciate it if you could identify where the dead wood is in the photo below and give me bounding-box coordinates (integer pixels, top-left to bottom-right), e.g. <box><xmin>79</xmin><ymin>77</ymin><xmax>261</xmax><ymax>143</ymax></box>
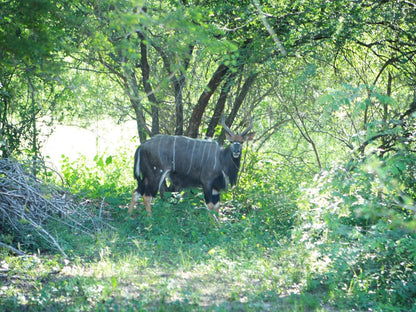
<box><xmin>0</xmin><ymin>158</ymin><xmax>108</xmax><ymax>257</ymax></box>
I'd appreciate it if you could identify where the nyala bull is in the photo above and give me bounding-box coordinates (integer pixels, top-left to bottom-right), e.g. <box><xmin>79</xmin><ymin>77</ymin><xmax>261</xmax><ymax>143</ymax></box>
<box><xmin>129</xmin><ymin>116</ymin><xmax>254</xmax><ymax>216</ymax></box>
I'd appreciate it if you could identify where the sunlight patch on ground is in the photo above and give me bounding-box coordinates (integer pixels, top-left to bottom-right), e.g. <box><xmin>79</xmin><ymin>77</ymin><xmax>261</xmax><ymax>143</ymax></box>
<box><xmin>57</xmin><ymin>251</ymin><xmax>307</xmax><ymax>309</ymax></box>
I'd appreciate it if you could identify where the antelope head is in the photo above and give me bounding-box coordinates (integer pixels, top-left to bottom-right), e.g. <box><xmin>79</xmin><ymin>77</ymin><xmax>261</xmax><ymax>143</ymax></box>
<box><xmin>222</xmin><ymin>115</ymin><xmax>255</xmax><ymax>158</ymax></box>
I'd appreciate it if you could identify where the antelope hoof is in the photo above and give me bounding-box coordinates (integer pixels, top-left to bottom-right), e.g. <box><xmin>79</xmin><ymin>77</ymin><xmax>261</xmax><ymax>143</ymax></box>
<box><xmin>206</xmin><ymin>203</ymin><xmax>221</xmax><ymax>226</ymax></box>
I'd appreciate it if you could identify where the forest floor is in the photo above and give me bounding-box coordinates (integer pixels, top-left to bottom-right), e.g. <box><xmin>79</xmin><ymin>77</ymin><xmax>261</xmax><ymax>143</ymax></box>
<box><xmin>0</xmin><ymin>198</ymin><xmax>358</xmax><ymax>311</ymax></box>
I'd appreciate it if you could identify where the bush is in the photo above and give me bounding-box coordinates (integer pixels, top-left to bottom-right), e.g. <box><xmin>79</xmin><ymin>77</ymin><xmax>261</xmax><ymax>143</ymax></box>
<box><xmin>222</xmin><ymin>150</ymin><xmax>299</xmax><ymax>236</ymax></box>
<box><xmin>60</xmin><ymin>150</ymin><xmax>133</xmax><ymax>206</ymax></box>
<box><xmin>296</xmin><ymin>147</ymin><xmax>416</xmax><ymax>310</ymax></box>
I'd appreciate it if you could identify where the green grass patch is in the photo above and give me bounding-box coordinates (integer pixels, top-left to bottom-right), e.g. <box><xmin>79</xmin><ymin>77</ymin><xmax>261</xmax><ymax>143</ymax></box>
<box><xmin>0</xmin><ymin>196</ymin><xmax>331</xmax><ymax>311</ymax></box>
<box><xmin>2</xmin><ymin>151</ymin><xmax>414</xmax><ymax>311</ymax></box>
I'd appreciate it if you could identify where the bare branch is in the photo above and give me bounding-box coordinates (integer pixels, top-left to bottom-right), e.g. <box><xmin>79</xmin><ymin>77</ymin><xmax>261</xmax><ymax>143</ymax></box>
<box><xmin>0</xmin><ymin>159</ymin><xmax>110</xmax><ymax>256</ymax></box>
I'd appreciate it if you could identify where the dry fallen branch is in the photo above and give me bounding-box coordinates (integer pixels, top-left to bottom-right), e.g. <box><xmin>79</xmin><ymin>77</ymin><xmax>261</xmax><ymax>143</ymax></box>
<box><xmin>0</xmin><ymin>241</ymin><xmax>25</xmax><ymax>256</ymax></box>
<box><xmin>0</xmin><ymin>158</ymin><xmax>109</xmax><ymax>256</ymax></box>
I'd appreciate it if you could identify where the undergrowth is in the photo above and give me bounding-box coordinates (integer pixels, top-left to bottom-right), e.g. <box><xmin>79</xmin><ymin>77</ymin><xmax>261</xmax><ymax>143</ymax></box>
<box><xmin>296</xmin><ymin>148</ymin><xmax>416</xmax><ymax>311</ymax></box>
<box><xmin>0</xmin><ymin>197</ymin><xmax>318</xmax><ymax>311</ymax></box>
<box><xmin>1</xmin><ymin>149</ymin><xmax>415</xmax><ymax>311</ymax></box>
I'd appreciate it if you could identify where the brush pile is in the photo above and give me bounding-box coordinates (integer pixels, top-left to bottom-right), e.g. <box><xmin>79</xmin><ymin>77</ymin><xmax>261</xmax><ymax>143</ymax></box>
<box><xmin>0</xmin><ymin>158</ymin><xmax>106</xmax><ymax>256</ymax></box>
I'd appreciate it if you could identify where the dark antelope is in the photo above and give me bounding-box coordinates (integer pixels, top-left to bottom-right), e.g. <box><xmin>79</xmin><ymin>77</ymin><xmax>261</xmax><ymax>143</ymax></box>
<box><xmin>129</xmin><ymin>116</ymin><xmax>254</xmax><ymax>216</ymax></box>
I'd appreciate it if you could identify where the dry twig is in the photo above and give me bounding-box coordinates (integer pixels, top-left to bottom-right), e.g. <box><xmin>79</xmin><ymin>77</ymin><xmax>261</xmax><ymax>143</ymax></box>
<box><xmin>0</xmin><ymin>158</ymin><xmax>108</xmax><ymax>256</ymax></box>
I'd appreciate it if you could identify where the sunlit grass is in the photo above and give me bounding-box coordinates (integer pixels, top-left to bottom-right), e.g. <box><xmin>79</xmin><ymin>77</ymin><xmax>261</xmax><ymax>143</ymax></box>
<box><xmin>0</xmin><ymin>198</ymin><xmax>333</xmax><ymax>311</ymax></box>
<box><xmin>7</xmin><ymin>148</ymin><xmax>412</xmax><ymax>311</ymax></box>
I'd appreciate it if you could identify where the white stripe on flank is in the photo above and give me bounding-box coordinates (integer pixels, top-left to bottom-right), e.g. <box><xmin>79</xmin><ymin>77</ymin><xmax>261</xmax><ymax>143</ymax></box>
<box><xmin>157</xmin><ymin>135</ymin><xmax>163</xmax><ymax>162</ymax></box>
<box><xmin>212</xmin><ymin>143</ymin><xmax>217</xmax><ymax>170</ymax></box>
<box><xmin>187</xmin><ymin>140</ymin><xmax>197</xmax><ymax>175</ymax></box>
<box><xmin>222</xmin><ymin>170</ymin><xmax>228</xmax><ymax>189</ymax></box>
<box><xmin>200</xmin><ymin>141</ymin><xmax>208</xmax><ymax>168</ymax></box>
<box><xmin>158</xmin><ymin>170</ymin><xmax>171</xmax><ymax>192</ymax></box>
<box><xmin>172</xmin><ymin>136</ymin><xmax>177</xmax><ymax>171</ymax></box>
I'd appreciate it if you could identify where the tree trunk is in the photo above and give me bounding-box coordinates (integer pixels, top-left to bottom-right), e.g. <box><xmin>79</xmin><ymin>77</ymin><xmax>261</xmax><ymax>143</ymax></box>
<box><xmin>175</xmin><ymin>45</ymin><xmax>194</xmax><ymax>135</ymax></box>
<box><xmin>98</xmin><ymin>52</ymin><xmax>150</xmax><ymax>142</ymax></box>
<box><xmin>218</xmin><ymin>72</ymin><xmax>258</xmax><ymax>144</ymax></box>
<box><xmin>291</xmin><ymin>105</ymin><xmax>322</xmax><ymax>171</ymax></box>
<box><xmin>140</xmin><ymin>39</ymin><xmax>159</xmax><ymax>135</ymax></box>
<box><xmin>152</xmin><ymin>43</ymin><xmax>194</xmax><ymax>135</ymax></box>
<box><xmin>131</xmin><ymin>97</ymin><xmax>149</xmax><ymax>143</ymax></box>
<box><xmin>123</xmin><ymin>67</ymin><xmax>150</xmax><ymax>142</ymax></box>
<box><xmin>174</xmin><ymin>76</ymin><xmax>185</xmax><ymax>135</ymax></box>
<box><xmin>206</xmin><ymin>71</ymin><xmax>238</xmax><ymax>138</ymax></box>
<box><xmin>187</xmin><ymin>64</ymin><xmax>229</xmax><ymax>138</ymax></box>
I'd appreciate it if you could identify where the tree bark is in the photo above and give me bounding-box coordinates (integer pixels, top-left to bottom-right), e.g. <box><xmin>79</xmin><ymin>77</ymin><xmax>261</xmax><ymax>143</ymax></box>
<box><xmin>173</xmin><ymin>75</ymin><xmax>185</xmax><ymax>135</ymax></box>
<box><xmin>206</xmin><ymin>71</ymin><xmax>238</xmax><ymax>138</ymax></box>
<box><xmin>123</xmin><ymin>67</ymin><xmax>150</xmax><ymax>142</ymax></box>
<box><xmin>152</xmin><ymin>44</ymin><xmax>194</xmax><ymax>135</ymax></box>
<box><xmin>140</xmin><ymin>37</ymin><xmax>159</xmax><ymax>135</ymax></box>
<box><xmin>98</xmin><ymin>52</ymin><xmax>150</xmax><ymax>142</ymax></box>
<box><xmin>131</xmin><ymin>99</ymin><xmax>149</xmax><ymax>143</ymax></box>
<box><xmin>218</xmin><ymin>72</ymin><xmax>258</xmax><ymax>144</ymax></box>
<box><xmin>187</xmin><ymin>64</ymin><xmax>229</xmax><ymax>138</ymax></box>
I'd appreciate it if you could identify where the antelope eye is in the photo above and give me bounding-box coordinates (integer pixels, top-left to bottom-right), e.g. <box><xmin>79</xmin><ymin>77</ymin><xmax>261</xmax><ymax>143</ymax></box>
<box><xmin>233</xmin><ymin>142</ymin><xmax>241</xmax><ymax>149</ymax></box>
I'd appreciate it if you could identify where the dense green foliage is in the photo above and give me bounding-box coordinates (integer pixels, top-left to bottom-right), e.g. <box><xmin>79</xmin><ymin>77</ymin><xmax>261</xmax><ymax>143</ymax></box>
<box><xmin>297</xmin><ymin>150</ymin><xmax>416</xmax><ymax>309</ymax></box>
<box><xmin>1</xmin><ymin>0</ymin><xmax>416</xmax><ymax>310</ymax></box>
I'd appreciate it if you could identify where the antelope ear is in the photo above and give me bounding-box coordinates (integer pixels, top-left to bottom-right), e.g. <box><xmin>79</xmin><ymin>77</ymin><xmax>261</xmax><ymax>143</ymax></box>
<box><xmin>243</xmin><ymin>132</ymin><xmax>255</xmax><ymax>141</ymax></box>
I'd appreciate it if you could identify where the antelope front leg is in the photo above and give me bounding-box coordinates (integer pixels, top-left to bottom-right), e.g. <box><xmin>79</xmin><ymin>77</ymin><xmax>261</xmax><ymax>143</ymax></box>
<box><xmin>206</xmin><ymin>202</ymin><xmax>221</xmax><ymax>226</ymax></box>
<box><xmin>143</xmin><ymin>194</ymin><xmax>153</xmax><ymax>217</ymax></box>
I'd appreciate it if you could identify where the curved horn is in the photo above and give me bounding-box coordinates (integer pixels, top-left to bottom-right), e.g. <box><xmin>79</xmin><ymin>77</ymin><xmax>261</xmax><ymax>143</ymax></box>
<box><xmin>221</xmin><ymin>115</ymin><xmax>234</xmax><ymax>136</ymax></box>
<box><xmin>241</xmin><ymin>116</ymin><xmax>253</xmax><ymax>136</ymax></box>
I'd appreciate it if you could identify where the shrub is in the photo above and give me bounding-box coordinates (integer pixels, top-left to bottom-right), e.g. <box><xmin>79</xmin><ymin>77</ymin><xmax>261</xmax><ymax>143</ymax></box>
<box><xmin>296</xmin><ymin>147</ymin><xmax>416</xmax><ymax>310</ymax></box>
<box><xmin>60</xmin><ymin>150</ymin><xmax>133</xmax><ymax>206</ymax></box>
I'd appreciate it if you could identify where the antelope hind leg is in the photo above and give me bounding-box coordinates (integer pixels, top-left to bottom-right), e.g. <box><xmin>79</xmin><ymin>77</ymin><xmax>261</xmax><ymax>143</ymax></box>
<box><xmin>128</xmin><ymin>189</ymin><xmax>140</xmax><ymax>214</ymax></box>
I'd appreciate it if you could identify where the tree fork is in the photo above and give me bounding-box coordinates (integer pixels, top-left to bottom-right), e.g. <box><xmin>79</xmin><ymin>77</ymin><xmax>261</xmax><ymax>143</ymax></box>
<box><xmin>187</xmin><ymin>64</ymin><xmax>229</xmax><ymax>138</ymax></box>
<box><xmin>218</xmin><ymin>72</ymin><xmax>258</xmax><ymax>144</ymax></box>
<box><xmin>206</xmin><ymin>71</ymin><xmax>238</xmax><ymax>138</ymax></box>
